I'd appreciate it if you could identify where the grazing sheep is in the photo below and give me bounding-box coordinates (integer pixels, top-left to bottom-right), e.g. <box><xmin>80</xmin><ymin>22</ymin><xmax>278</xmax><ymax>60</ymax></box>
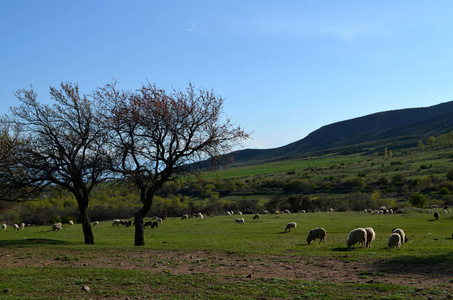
<box><xmin>388</xmin><ymin>233</ymin><xmax>401</xmax><ymax>248</ymax></box>
<box><xmin>434</xmin><ymin>212</ymin><xmax>439</xmax><ymax>220</ymax></box>
<box><xmin>181</xmin><ymin>214</ymin><xmax>189</xmax><ymax>220</ymax></box>
<box><xmin>253</xmin><ymin>213</ymin><xmax>260</xmax><ymax>220</ymax></box>
<box><xmin>347</xmin><ymin>228</ymin><xmax>367</xmax><ymax>250</ymax></box>
<box><xmin>392</xmin><ymin>228</ymin><xmax>407</xmax><ymax>247</ymax></box>
<box><xmin>112</xmin><ymin>219</ymin><xmax>123</xmax><ymax>226</ymax></box>
<box><xmin>144</xmin><ymin>221</ymin><xmax>153</xmax><ymax>228</ymax></box>
<box><xmin>364</xmin><ymin>227</ymin><xmax>376</xmax><ymax>248</ymax></box>
<box><xmin>284</xmin><ymin>222</ymin><xmax>297</xmax><ymax>232</ymax></box>
<box><xmin>226</xmin><ymin>211</ymin><xmax>232</xmax><ymax>216</ymax></box>
<box><xmin>306</xmin><ymin>227</ymin><xmax>326</xmax><ymax>244</ymax></box>
<box><xmin>150</xmin><ymin>221</ymin><xmax>159</xmax><ymax>229</ymax></box>
<box><xmin>2</xmin><ymin>224</ymin><xmax>6</xmax><ymax>231</ymax></box>
<box><xmin>284</xmin><ymin>209</ymin><xmax>291</xmax><ymax>214</ymax></box>
<box><xmin>197</xmin><ymin>213</ymin><xmax>204</xmax><ymax>220</ymax></box>
<box><xmin>235</xmin><ymin>218</ymin><xmax>245</xmax><ymax>224</ymax></box>
<box><xmin>93</xmin><ymin>221</ymin><xmax>99</xmax><ymax>227</ymax></box>
<box><xmin>19</xmin><ymin>223</ymin><xmax>25</xmax><ymax>230</ymax></box>
<box><xmin>68</xmin><ymin>220</ymin><xmax>74</xmax><ymax>226</ymax></box>
<box><xmin>13</xmin><ymin>224</ymin><xmax>20</xmax><ymax>230</ymax></box>
<box><xmin>52</xmin><ymin>223</ymin><xmax>62</xmax><ymax>231</ymax></box>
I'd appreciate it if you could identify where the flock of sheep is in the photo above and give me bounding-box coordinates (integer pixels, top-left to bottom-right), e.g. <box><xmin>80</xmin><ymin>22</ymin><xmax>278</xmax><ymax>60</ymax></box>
<box><xmin>223</xmin><ymin>210</ymin><xmax>409</xmax><ymax>250</ymax></box>
<box><xmin>3</xmin><ymin>207</ymin><xmax>441</xmax><ymax>250</ymax></box>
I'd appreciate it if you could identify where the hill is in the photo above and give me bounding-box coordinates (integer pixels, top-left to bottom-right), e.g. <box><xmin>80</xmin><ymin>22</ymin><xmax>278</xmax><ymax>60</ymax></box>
<box><xmin>231</xmin><ymin>100</ymin><xmax>453</xmax><ymax>165</ymax></box>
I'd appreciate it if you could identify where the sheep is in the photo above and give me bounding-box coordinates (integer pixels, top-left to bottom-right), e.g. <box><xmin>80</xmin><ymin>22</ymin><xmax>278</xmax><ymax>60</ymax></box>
<box><xmin>144</xmin><ymin>221</ymin><xmax>153</xmax><ymax>228</ymax></box>
<box><xmin>392</xmin><ymin>228</ymin><xmax>407</xmax><ymax>247</ymax></box>
<box><xmin>197</xmin><ymin>213</ymin><xmax>204</xmax><ymax>220</ymax></box>
<box><xmin>68</xmin><ymin>220</ymin><xmax>74</xmax><ymax>226</ymax></box>
<box><xmin>52</xmin><ymin>223</ymin><xmax>62</xmax><ymax>231</ymax></box>
<box><xmin>151</xmin><ymin>221</ymin><xmax>159</xmax><ymax>229</ymax></box>
<box><xmin>181</xmin><ymin>214</ymin><xmax>189</xmax><ymax>220</ymax></box>
<box><xmin>19</xmin><ymin>223</ymin><xmax>25</xmax><ymax>230</ymax></box>
<box><xmin>306</xmin><ymin>227</ymin><xmax>326</xmax><ymax>244</ymax></box>
<box><xmin>284</xmin><ymin>222</ymin><xmax>297</xmax><ymax>232</ymax></box>
<box><xmin>364</xmin><ymin>227</ymin><xmax>376</xmax><ymax>248</ymax></box>
<box><xmin>253</xmin><ymin>213</ymin><xmax>260</xmax><ymax>220</ymax></box>
<box><xmin>226</xmin><ymin>211</ymin><xmax>232</xmax><ymax>216</ymax></box>
<box><xmin>2</xmin><ymin>224</ymin><xmax>6</xmax><ymax>231</ymax></box>
<box><xmin>284</xmin><ymin>209</ymin><xmax>291</xmax><ymax>214</ymax></box>
<box><xmin>112</xmin><ymin>219</ymin><xmax>123</xmax><ymax>226</ymax></box>
<box><xmin>388</xmin><ymin>233</ymin><xmax>401</xmax><ymax>248</ymax></box>
<box><xmin>434</xmin><ymin>212</ymin><xmax>439</xmax><ymax>220</ymax></box>
<box><xmin>13</xmin><ymin>224</ymin><xmax>20</xmax><ymax>230</ymax></box>
<box><xmin>235</xmin><ymin>218</ymin><xmax>245</xmax><ymax>224</ymax></box>
<box><xmin>346</xmin><ymin>228</ymin><xmax>367</xmax><ymax>250</ymax></box>
<box><xmin>93</xmin><ymin>221</ymin><xmax>99</xmax><ymax>227</ymax></box>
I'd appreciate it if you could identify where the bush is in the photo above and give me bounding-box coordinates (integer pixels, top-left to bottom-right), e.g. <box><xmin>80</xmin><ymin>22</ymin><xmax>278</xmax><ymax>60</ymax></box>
<box><xmin>447</xmin><ymin>168</ymin><xmax>453</xmax><ymax>181</ymax></box>
<box><xmin>261</xmin><ymin>179</ymin><xmax>285</xmax><ymax>189</ymax></box>
<box><xmin>409</xmin><ymin>192</ymin><xmax>427</xmax><ymax>208</ymax></box>
<box><xmin>283</xmin><ymin>180</ymin><xmax>311</xmax><ymax>193</ymax></box>
<box><xmin>343</xmin><ymin>177</ymin><xmax>366</xmax><ymax>189</ymax></box>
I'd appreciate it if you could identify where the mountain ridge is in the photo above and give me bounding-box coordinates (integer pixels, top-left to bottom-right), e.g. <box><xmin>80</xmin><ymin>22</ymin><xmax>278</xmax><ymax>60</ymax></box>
<box><xmin>231</xmin><ymin>100</ymin><xmax>453</xmax><ymax>165</ymax></box>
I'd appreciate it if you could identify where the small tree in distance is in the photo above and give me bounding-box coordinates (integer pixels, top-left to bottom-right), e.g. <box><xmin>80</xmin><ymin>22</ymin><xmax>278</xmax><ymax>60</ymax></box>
<box><xmin>95</xmin><ymin>82</ymin><xmax>249</xmax><ymax>246</ymax></box>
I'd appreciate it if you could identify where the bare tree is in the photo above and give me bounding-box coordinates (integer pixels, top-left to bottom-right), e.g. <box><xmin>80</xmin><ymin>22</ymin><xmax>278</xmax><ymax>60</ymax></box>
<box><xmin>1</xmin><ymin>83</ymin><xmax>109</xmax><ymax>244</ymax></box>
<box><xmin>95</xmin><ymin>82</ymin><xmax>249</xmax><ymax>246</ymax></box>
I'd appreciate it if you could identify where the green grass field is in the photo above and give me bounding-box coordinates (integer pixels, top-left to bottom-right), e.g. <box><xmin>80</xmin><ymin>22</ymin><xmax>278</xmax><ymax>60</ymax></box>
<box><xmin>1</xmin><ymin>211</ymin><xmax>452</xmax><ymax>299</ymax></box>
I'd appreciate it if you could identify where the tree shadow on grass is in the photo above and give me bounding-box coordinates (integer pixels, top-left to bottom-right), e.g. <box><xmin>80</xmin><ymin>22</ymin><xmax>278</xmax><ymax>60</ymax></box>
<box><xmin>370</xmin><ymin>252</ymin><xmax>453</xmax><ymax>277</ymax></box>
<box><xmin>0</xmin><ymin>238</ymin><xmax>70</xmax><ymax>247</ymax></box>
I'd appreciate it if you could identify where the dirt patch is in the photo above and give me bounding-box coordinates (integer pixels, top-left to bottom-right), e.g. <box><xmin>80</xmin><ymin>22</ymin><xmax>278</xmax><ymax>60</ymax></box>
<box><xmin>3</xmin><ymin>249</ymin><xmax>453</xmax><ymax>289</ymax></box>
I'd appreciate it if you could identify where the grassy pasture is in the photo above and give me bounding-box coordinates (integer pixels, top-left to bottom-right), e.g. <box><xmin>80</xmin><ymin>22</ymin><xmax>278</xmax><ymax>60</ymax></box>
<box><xmin>1</xmin><ymin>211</ymin><xmax>452</xmax><ymax>299</ymax></box>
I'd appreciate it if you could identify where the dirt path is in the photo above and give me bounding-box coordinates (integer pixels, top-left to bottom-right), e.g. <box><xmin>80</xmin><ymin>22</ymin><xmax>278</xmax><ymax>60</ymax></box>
<box><xmin>3</xmin><ymin>250</ymin><xmax>453</xmax><ymax>289</ymax></box>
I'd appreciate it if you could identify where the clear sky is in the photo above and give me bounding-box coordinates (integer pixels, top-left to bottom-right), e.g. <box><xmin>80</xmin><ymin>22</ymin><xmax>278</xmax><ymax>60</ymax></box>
<box><xmin>2</xmin><ymin>1</ymin><xmax>453</xmax><ymax>149</ymax></box>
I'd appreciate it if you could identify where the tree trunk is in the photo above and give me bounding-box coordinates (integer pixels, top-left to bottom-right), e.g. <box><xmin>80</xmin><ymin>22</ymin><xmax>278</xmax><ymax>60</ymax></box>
<box><xmin>134</xmin><ymin>211</ymin><xmax>145</xmax><ymax>246</ymax></box>
<box><xmin>134</xmin><ymin>193</ymin><xmax>154</xmax><ymax>246</ymax></box>
<box><xmin>79</xmin><ymin>206</ymin><xmax>94</xmax><ymax>245</ymax></box>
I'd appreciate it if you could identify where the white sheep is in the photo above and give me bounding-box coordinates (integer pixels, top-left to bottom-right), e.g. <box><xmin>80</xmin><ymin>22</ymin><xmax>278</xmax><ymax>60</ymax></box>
<box><xmin>347</xmin><ymin>228</ymin><xmax>367</xmax><ymax>250</ymax></box>
<box><xmin>13</xmin><ymin>224</ymin><xmax>20</xmax><ymax>230</ymax></box>
<box><xmin>235</xmin><ymin>218</ymin><xmax>245</xmax><ymax>224</ymax></box>
<box><xmin>364</xmin><ymin>227</ymin><xmax>376</xmax><ymax>248</ymax></box>
<box><xmin>19</xmin><ymin>223</ymin><xmax>25</xmax><ymax>230</ymax></box>
<box><xmin>181</xmin><ymin>214</ymin><xmax>189</xmax><ymax>220</ymax></box>
<box><xmin>392</xmin><ymin>228</ymin><xmax>407</xmax><ymax>247</ymax></box>
<box><xmin>93</xmin><ymin>221</ymin><xmax>99</xmax><ymax>227</ymax></box>
<box><xmin>157</xmin><ymin>218</ymin><xmax>163</xmax><ymax>224</ymax></box>
<box><xmin>197</xmin><ymin>213</ymin><xmax>204</xmax><ymax>220</ymax></box>
<box><xmin>306</xmin><ymin>227</ymin><xmax>326</xmax><ymax>244</ymax></box>
<box><xmin>284</xmin><ymin>209</ymin><xmax>291</xmax><ymax>214</ymax></box>
<box><xmin>68</xmin><ymin>220</ymin><xmax>74</xmax><ymax>226</ymax></box>
<box><xmin>284</xmin><ymin>222</ymin><xmax>297</xmax><ymax>232</ymax></box>
<box><xmin>112</xmin><ymin>219</ymin><xmax>122</xmax><ymax>226</ymax></box>
<box><xmin>388</xmin><ymin>233</ymin><xmax>401</xmax><ymax>248</ymax></box>
<box><xmin>253</xmin><ymin>213</ymin><xmax>260</xmax><ymax>220</ymax></box>
<box><xmin>226</xmin><ymin>211</ymin><xmax>232</xmax><ymax>216</ymax></box>
<box><xmin>52</xmin><ymin>223</ymin><xmax>62</xmax><ymax>231</ymax></box>
<box><xmin>2</xmin><ymin>224</ymin><xmax>6</xmax><ymax>231</ymax></box>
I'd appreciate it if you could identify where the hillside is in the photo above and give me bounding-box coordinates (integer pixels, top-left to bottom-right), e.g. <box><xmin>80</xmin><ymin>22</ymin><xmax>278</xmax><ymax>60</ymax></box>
<box><xmin>231</xmin><ymin>100</ymin><xmax>453</xmax><ymax>166</ymax></box>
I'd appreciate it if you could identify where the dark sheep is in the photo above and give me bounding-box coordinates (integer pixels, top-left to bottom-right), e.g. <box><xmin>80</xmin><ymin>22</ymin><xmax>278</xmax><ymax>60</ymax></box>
<box><xmin>151</xmin><ymin>221</ymin><xmax>159</xmax><ymax>228</ymax></box>
<box><xmin>434</xmin><ymin>212</ymin><xmax>439</xmax><ymax>220</ymax></box>
<box><xmin>144</xmin><ymin>221</ymin><xmax>153</xmax><ymax>228</ymax></box>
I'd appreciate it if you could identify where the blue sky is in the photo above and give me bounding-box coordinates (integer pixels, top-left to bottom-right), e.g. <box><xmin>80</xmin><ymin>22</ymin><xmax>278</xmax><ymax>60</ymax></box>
<box><xmin>2</xmin><ymin>1</ymin><xmax>453</xmax><ymax>149</ymax></box>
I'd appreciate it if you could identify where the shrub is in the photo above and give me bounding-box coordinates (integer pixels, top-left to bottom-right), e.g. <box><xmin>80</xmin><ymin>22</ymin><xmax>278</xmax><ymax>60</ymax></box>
<box><xmin>409</xmin><ymin>192</ymin><xmax>427</xmax><ymax>208</ymax></box>
<box><xmin>447</xmin><ymin>168</ymin><xmax>453</xmax><ymax>181</ymax></box>
<box><xmin>283</xmin><ymin>179</ymin><xmax>310</xmax><ymax>193</ymax></box>
<box><xmin>343</xmin><ymin>177</ymin><xmax>366</xmax><ymax>189</ymax></box>
<box><xmin>261</xmin><ymin>179</ymin><xmax>285</xmax><ymax>189</ymax></box>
